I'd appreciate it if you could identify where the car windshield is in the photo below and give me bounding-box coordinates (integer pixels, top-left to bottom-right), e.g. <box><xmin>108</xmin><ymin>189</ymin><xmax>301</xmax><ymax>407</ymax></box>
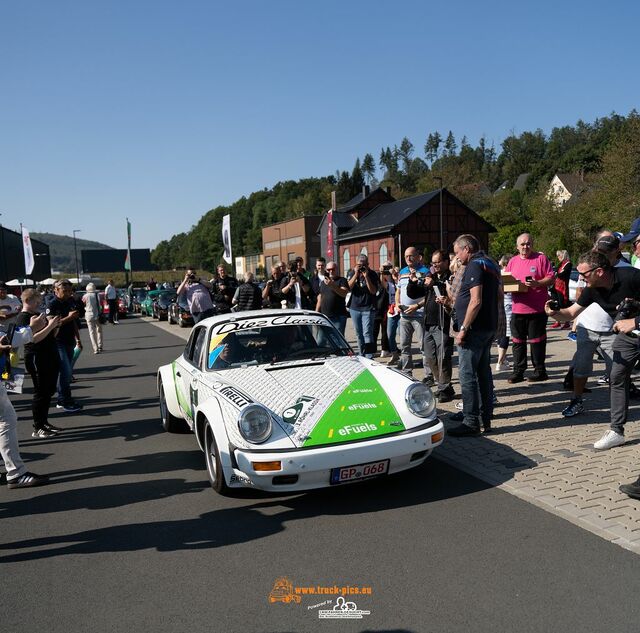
<box><xmin>158</xmin><ymin>291</ymin><xmax>176</xmax><ymax>301</ymax></box>
<box><xmin>207</xmin><ymin>324</ymin><xmax>351</xmax><ymax>370</ymax></box>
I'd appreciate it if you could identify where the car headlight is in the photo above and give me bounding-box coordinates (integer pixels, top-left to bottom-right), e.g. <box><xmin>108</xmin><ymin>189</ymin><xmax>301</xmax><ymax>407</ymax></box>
<box><xmin>238</xmin><ymin>404</ymin><xmax>273</xmax><ymax>444</ymax></box>
<box><xmin>405</xmin><ymin>382</ymin><xmax>436</xmax><ymax>418</ymax></box>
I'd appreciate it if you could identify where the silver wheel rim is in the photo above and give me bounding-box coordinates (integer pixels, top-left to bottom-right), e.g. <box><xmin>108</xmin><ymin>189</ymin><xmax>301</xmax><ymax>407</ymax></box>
<box><xmin>160</xmin><ymin>386</ymin><xmax>167</xmax><ymax>423</ymax></box>
<box><xmin>206</xmin><ymin>429</ymin><xmax>217</xmax><ymax>480</ymax></box>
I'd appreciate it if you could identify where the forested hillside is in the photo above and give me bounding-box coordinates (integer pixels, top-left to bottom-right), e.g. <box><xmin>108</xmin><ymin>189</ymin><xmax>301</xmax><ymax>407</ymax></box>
<box><xmin>152</xmin><ymin>111</ymin><xmax>640</xmax><ymax>268</ymax></box>
<box><xmin>32</xmin><ymin>232</ymin><xmax>114</xmax><ymax>273</ymax></box>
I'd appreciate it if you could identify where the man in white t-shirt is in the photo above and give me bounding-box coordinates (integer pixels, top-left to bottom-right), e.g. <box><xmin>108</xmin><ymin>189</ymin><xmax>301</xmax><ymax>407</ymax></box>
<box><xmin>0</xmin><ymin>282</ymin><xmax>22</xmax><ymax>325</ymax></box>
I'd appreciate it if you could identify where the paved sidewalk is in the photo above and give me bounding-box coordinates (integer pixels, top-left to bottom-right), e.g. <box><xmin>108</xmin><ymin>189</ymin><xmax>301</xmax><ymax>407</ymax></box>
<box><xmin>148</xmin><ymin>314</ymin><xmax>640</xmax><ymax>554</ymax></box>
<box><xmin>383</xmin><ymin>325</ymin><xmax>640</xmax><ymax>555</ymax></box>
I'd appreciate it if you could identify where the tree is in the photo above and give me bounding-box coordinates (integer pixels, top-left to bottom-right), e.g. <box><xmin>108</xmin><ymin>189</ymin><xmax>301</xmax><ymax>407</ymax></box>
<box><xmin>351</xmin><ymin>158</ymin><xmax>365</xmax><ymax>197</ymax></box>
<box><xmin>424</xmin><ymin>132</ymin><xmax>442</xmax><ymax>164</ymax></box>
<box><xmin>362</xmin><ymin>153</ymin><xmax>376</xmax><ymax>184</ymax></box>
<box><xmin>444</xmin><ymin>131</ymin><xmax>457</xmax><ymax>156</ymax></box>
<box><xmin>398</xmin><ymin>137</ymin><xmax>414</xmax><ymax>172</ymax></box>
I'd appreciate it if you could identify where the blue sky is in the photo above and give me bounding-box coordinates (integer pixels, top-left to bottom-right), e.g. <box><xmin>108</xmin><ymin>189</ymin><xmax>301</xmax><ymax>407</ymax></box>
<box><xmin>1</xmin><ymin>0</ymin><xmax>638</xmax><ymax>250</ymax></box>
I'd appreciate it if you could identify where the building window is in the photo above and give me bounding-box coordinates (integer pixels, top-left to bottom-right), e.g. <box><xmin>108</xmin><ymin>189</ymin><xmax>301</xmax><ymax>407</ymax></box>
<box><xmin>343</xmin><ymin>249</ymin><xmax>351</xmax><ymax>273</ymax></box>
<box><xmin>379</xmin><ymin>243</ymin><xmax>388</xmax><ymax>265</ymax></box>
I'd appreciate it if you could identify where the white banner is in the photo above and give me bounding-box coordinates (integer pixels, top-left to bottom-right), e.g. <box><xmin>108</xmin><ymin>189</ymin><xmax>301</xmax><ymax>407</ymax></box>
<box><xmin>222</xmin><ymin>214</ymin><xmax>232</xmax><ymax>264</ymax></box>
<box><xmin>21</xmin><ymin>226</ymin><xmax>35</xmax><ymax>275</ymax></box>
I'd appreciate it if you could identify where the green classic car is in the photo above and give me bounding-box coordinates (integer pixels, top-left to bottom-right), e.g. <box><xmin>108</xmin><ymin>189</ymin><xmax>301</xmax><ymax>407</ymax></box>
<box><xmin>140</xmin><ymin>289</ymin><xmax>161</xmax><ymax>317</ymax></box>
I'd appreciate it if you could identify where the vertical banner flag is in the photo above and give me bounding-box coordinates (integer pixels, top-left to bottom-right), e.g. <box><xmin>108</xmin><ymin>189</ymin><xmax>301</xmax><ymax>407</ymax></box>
<box><xmin>21</xmin><ymin>226</ymin><xmax>35</xmax><ymax>275</ymax></box>
<box><xmin>124</xmin><ymin>218</ymin><xmax>132</xmax><ymax>271</ymax></box>
<box><xmin>326</xmin><ymin>191</ymin><xmax>336</xmax><ymax>259</ymax></box>
<box><xmin>222</xmin><ymin>214</ymin><xmax>232</xmax><ymax>264</ymax></box>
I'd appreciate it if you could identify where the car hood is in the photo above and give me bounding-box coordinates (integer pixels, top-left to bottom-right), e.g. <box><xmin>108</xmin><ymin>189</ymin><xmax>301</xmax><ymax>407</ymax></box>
<box><xmin>204</xmin><ymin>356</ymin><xmax>427</xmax><ymax>449</ymax></box>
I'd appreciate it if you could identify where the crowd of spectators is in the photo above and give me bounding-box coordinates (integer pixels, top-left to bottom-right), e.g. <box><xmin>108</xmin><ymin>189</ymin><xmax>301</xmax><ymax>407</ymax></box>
<box><xmin>6</xmin><ymin>218</ymin><xmax>640</xmax><ymax>501</ymax></box>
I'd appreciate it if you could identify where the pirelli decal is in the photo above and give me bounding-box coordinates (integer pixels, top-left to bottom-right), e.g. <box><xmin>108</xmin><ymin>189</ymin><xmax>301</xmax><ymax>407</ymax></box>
<box><xmin>218</xmin><ymin>385</ymin><xmax>253</xmax><ymax>408</ymax></box>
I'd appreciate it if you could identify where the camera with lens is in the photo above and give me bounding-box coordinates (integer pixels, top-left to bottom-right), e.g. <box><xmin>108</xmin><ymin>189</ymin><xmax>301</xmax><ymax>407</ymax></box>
<box><xmin>616</xmin><ymin>298</ymin><xmax>640</xmax><ymax>321</ymax></box>
<box><xmin>188</xmin><ymin>273</ymin><xmax>197</xmax><ymax>282</ymax></box>
<box><xmin>548</xmin><ymin>300</ymin><xmax>560</xmax><ymax>311</ymax></box>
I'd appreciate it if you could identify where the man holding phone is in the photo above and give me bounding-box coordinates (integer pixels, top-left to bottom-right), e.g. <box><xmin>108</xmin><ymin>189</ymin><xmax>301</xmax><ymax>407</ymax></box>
<box><xmin>46</xmin><ymin>279</ymin><xmax>83</xmax><ymax>412</ymax></box>
<box><xmin>504</xmin><ymin>233</ymin><xmax>554</xmax><ymax>383</ymax></box>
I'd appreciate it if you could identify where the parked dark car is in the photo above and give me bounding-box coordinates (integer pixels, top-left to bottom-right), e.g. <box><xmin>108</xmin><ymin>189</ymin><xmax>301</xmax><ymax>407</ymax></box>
<box><xmin>152</xmin><ymin>290</ymin><xmax>177</xmax><ymax>321</ymax></box>
<box><xmin>168</xmin><ymin>295</ymin><xmax>193</xmax><ymax>327</ymax></box>
<box><xmin>131</xmin><ymin>288</ymin><xmax>148</xmax><ymax>313</ymax></box>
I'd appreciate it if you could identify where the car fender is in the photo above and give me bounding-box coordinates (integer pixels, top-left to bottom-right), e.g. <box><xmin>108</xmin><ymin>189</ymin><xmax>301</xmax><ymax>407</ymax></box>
<box><xmin>195</xmin><ymin>397</ymin><xmax>235</xmax><ymax>477</ymax></box>
<box><xmin>157</xmin><ymin>363</ymin><xmax>182</xmax><ymax>420</ymax></box>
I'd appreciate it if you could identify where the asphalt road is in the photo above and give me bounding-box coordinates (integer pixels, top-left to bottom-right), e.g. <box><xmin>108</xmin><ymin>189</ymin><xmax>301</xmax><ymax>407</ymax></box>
<box><xmin>3</xmin><ymin>315</ymin><xmax>640</xmax><ymax>633</ymax></box>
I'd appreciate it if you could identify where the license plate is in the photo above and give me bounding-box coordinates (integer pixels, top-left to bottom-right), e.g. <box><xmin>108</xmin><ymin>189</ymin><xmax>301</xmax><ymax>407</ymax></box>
<box><xmin>330</xmin><ymin>459</ymin><xmax>390</xmax><ymax>484</ymax></box>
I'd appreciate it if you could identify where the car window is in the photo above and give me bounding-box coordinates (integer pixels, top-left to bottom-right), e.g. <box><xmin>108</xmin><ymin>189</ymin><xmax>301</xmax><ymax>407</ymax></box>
<box><xmin>189</xmin><ymin>327</ymin><xmax>207</xmax><ymax>369</ymax></box>
<box><xmin>207</xmin><ymin>324</ymin><xmax>351</xmax><ymax>370</ymax></box>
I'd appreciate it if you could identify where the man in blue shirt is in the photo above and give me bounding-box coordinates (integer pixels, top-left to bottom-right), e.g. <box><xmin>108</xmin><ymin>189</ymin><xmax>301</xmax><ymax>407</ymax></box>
<box><xmin>447</xmin><ymin>234</ymin><xmax>499</xmax><ymax>436</ymax></box>
<box><xmin>396</xmin><ymin>246</ymin><xmax>433</xmax><ymax>382</ymax></box>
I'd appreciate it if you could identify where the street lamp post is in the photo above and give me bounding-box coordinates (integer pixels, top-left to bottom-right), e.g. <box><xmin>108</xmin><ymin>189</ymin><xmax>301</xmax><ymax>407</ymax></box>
<box><xmin>434</xmin><ymin>177</ymin><xmax>444</xmax><ymax>250</ymax></box>
<box><xmin>73</xmin><ymin>229</ymin><xmax>81</xmax><ymax>283</ymax></box>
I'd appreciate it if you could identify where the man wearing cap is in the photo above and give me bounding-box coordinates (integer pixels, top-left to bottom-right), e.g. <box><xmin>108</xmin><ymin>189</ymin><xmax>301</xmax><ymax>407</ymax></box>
<box><xmin>0</xmin><ymin>282</ymin><xmax>22</xmax><ymax>325</ymax></box>
<box><xmin>47</xmin><ymin>280</ymin><xmax>82</xmax><ymax>413</ymax></box>
<box><xmin>504</xmin><ymin>233</ymin><xmax>555</xmax><ymax>383</ymax></box>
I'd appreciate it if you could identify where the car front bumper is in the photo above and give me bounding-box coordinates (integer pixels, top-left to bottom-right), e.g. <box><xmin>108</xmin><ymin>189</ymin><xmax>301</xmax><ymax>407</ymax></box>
<box><xmin>231</xmin><ymin>419</ymin><xmax>444</xmax><ymax>491</ymax></box>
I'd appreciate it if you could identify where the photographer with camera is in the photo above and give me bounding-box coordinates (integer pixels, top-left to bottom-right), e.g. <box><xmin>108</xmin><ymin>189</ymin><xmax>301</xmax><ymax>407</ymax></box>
<box><xmin>315</xmin><ymin>261</ymin><xmax>349</xmax><ymax>334</ymax></box>
<box><xmin>546</xmin><ymin>251</ymin><xmax>640</xmax><ymax>448</ymax></box>
<box><xmin>177</xmin><ymin>267</ymin><xmax>215</xmax><ymax>323</ymax></box>
<box><xmin>347</xmin><ymin>254</ymin><xmax>380</xmax><ymax>358</ymax></box>
<box><xmin>279</xmin><ymin>261</ymin><xmax>314</xmax><ymax>310</ymax></box>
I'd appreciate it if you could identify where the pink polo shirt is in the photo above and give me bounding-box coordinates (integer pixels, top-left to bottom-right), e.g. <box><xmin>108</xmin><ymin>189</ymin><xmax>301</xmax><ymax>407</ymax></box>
<box><xmin>505</xmin><ymin>252</ymin><xmax>554</xmax><ymax>314</ymax></box>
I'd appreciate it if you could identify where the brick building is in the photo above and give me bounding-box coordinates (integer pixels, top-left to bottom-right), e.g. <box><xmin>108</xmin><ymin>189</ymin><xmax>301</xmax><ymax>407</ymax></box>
<box><xmin>318</xmin><ymin>187</ymin><xmax>495</xmax><ymax>273</ymax></box>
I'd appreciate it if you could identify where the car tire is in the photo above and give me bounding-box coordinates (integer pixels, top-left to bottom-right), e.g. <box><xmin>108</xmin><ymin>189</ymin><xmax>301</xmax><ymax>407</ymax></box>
<box><xmin>178</xmin><ymin>315</ymin><xmax>186</xmax><ymax>328</ymax></box>
<box><xmin>159</xmin><ymin>381</ymin><xmax>189</xmax><ymax>433</ymax></box>
<box><xmin>205</xmin><ymin>425</ymin><xmax>229</xmax><ymax>494</ymax></box>
<box><xmin>168</xmin><ymin>312</ymin><xmax>174</xmax><ymax>325</ymax></box>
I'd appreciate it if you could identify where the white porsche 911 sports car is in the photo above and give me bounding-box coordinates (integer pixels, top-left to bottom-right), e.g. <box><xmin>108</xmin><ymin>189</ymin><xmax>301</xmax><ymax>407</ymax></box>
<box><xmin>157</xmin><ymin>310</ymin><xmax>444</xmax><ymax>494</ymax></box>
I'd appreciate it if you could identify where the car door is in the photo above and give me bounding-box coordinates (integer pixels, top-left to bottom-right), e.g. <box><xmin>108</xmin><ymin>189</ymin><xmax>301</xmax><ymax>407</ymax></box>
<box><xmin>175</xmin><ymin>325</ymin><xmax>207</xmax><ymax>423</ymax></box>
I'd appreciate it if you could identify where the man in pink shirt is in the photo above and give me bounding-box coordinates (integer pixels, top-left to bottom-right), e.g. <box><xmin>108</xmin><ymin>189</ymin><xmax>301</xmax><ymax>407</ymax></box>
<box><xmin>505</xmin><ymin>233</ymin><xmax>555</xmax><ymax>382</ymax></box>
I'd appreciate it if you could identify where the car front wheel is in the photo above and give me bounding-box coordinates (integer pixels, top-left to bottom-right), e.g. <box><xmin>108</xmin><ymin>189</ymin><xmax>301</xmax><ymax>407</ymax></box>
<box><xmin>205</xmin><ymin>425</ymin><xmax>229</xmax><ymax>494</ymax></box>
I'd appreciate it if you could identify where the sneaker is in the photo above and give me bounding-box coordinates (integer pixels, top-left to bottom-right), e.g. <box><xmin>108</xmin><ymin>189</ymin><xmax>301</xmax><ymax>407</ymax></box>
<box><xmin>507</xmin><ymin>373</ymin><xmax>524</xmax><ymax>384</ymax></box>
<box><xmin>454</xmin><ymin>401</ymin><xmax>463</xmax><ymax>410</ymax></box>
<box><xmin>567</xmin><ymin>331</ymin><xmax>577</xmax><ymax>342</ymax></box>
<box><xmin>562</xmin><ymin>398</ymin><xmax>584</xmax><ymax>417</ymax></box>
<box><xmin>619</xmin><ymin>477</ymin><xmax>640</xmax><ymax>500</ymax></box>
<box><xmin>379</xmin><ymin>350</ymin><xmax>389</xmax><ymax>359</ymax></box>
<box><xmin>57</xmin><ymin>402</ymin><xmax>82</xmax><ymax>413</ymax></box>
<box><xmin>527</xmin><ymin>372</ymin><xmax>549</xmax><ymax>383</ymax></box>
<box><xmin>597</xmin><ymin>375</ymin><xmax>609</xmax><ymax>385</ymax></box>
<box><xmin>594</xmin><ymin>430</ymin><xmax>625</xmax><ymax>451</ymax></box>
<box><xmin>447</xmin><ymin>423</ymin><xmax>481</xmax><ymax>437</ymax></box>
<box><xmin>495</xmin><ymin>361</ymin><xmax>510</xmax><ymax>373</ymax></box>
<box><xmin>449</xmin><ymin>411</ymin><xmax>464</xmax><ymax>421</ymax></box>
<box><xmin>550</xmin><ymin>322</ymin><xmax>562</xmax><ymax>329</ymax></box>
<box><xmin>31</xmin><ymin>427</ymin><xmax>56</xmax><ymax>438</ymax></box>
<box><xmin>44</xmin><ymin>423</ymin><xmax>63</xmax><ymax>433</ymax></box>
<box><xmin>422</xmin><ymin>375</ymin><xmax>435</xmax><ymax>387</ymax></box>
<box><xmin>7</xmin><ymin>472</ymin><xmax>49</xmax><ymax>489</ymax></box>
<box><xmin>436</xmin><ymin>385</ymin><xmax>456</xmax><ymax>403</ymax></box>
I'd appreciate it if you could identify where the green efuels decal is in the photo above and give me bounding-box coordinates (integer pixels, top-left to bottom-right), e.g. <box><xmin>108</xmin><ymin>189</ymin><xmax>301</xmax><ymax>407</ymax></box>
<box><xmin>303</xmin><ymin>370</ymin><xmax>404</xmax><ymax>447</ymax></box>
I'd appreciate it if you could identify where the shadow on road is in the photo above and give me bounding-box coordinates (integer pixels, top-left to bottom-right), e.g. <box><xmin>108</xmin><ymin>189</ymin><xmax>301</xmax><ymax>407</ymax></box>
<box><xmin>0</xmin><ymin>460</ymin><xmax>490</xmax><ymax>562</ymax></box>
